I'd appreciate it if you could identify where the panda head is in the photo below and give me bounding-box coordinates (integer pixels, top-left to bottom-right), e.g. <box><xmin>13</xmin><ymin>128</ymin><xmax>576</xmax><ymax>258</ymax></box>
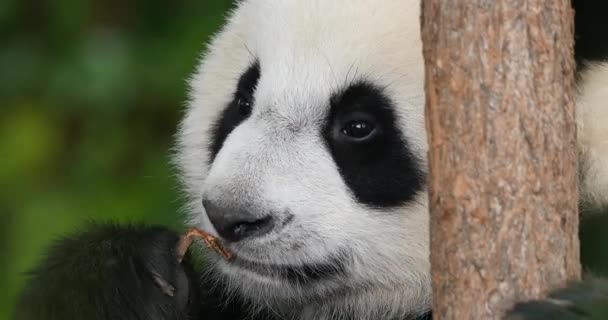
<box><xmin>176</xmin><ymin>0</ymin><xmax>430</xmax><ymax>317</ymax></box>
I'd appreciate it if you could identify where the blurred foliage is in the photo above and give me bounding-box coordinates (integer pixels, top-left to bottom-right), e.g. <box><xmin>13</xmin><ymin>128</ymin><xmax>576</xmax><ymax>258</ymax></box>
<box><xmin>1</xmin><ymin>0</ymin><xmax>608</xmax><ymax>319</ymax></box>
<box><xmin>0</xmin><ymin>0</ymin><xmax>232</xmax><ymax>317</ymax></box>
<box><xmin>581</xmin><ymin>210</ymin><xmax>608</xmax><ymax>275</ymax></box>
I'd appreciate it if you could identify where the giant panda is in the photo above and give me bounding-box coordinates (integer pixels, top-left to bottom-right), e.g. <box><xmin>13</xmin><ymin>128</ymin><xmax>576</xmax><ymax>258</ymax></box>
<box><xmin>14</xmin><ymin>0</ymin><xmax>608</xmax><ymax>319</ymax></box>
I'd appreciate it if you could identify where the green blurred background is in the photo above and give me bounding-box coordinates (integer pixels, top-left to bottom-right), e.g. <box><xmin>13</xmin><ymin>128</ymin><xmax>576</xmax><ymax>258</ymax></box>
<box><xmin>1</xmin><ymin>0</ymin><xmax>232</xmax><ymax>317</ymax></box>
<box><xmin>1</xmin><ymin>1</ymin><xmax>608</xmax><ymax>318</ymax></box>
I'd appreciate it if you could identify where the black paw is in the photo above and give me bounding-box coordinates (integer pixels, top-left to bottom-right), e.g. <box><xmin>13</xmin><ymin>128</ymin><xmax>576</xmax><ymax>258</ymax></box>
<box><xmin>14</xmin><ymin>223</ymin><xmax>199</xmax><ymax>320</ymax></box>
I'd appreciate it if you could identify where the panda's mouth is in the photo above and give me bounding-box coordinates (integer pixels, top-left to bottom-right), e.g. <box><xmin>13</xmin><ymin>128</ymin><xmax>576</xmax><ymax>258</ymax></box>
<box><xmin>228</xmin><ymin>253</ymin><xmax>348</xmax><ymax>284</ymax></box>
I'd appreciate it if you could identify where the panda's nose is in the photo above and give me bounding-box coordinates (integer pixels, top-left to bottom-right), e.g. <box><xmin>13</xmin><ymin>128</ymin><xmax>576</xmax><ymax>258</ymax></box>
<box><xmin>202</xmin><ymin>199</ymin><xmax>275</xmax><ymax>242</ymax></box>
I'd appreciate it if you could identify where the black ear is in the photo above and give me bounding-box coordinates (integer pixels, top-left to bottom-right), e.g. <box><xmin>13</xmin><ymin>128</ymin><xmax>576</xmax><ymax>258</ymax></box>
<box><xmin>13</xmin><ymin>223</ymin><xmax>199</xmax><ymax>320</ymax></box>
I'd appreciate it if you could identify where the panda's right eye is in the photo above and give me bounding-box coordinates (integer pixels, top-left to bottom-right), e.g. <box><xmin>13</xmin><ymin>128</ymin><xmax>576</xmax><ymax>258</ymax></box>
<box><xmin>234</xmin><ymin>62</ymin><xmax>260</xmax><ymax>116</ymax></box>
<box><xmin>236</xmin><ymin>95</ymin><xmax>253</xmax><ymax>116</ymax></box>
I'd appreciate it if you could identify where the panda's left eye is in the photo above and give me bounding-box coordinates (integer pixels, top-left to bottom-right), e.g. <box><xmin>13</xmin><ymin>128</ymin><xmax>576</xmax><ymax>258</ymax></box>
<box><xmin>341</xmin><ymin>120</ymin><xmax>376</xmax><ymax>140</ymax></box>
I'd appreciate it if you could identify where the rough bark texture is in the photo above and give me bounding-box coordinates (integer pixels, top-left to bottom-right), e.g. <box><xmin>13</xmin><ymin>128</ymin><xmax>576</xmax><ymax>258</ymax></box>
<box><xmin>421</xmin><ymin>0</ymin><xmax>580</xmax><ymax>319</ymax></box>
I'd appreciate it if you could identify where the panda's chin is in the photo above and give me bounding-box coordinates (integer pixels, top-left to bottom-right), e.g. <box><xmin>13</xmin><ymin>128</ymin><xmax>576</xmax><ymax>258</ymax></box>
<box><xmin>216</xmin><ymin>253</ymin><xmax>354</xmax><ymax>305</ymax></box>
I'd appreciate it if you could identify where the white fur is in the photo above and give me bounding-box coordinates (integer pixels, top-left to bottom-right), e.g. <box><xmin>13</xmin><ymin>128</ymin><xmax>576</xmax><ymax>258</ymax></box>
<box><xmin>175</xmin><ymin>0</ymin><xmax>608</xmax><ymax>319</ymax></box>
<box><xmin>577</xmin><ymin>63</ymin><xmax>608</xmax><ymax>208</ymax></box>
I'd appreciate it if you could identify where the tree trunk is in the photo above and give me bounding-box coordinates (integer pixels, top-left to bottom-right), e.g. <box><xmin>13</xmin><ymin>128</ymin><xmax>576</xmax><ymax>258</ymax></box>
<box><xmin>421</xmin><ymin>0</ymin><xmax>581</xmax><ymax>319</ymax></box>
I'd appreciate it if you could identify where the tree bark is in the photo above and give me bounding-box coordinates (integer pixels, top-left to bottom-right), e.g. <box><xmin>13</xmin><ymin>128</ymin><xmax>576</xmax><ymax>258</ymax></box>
<box><xmin>421</xmin><ymin>0</ymin><xmax>580</xmax><ymax>319</ymax></box>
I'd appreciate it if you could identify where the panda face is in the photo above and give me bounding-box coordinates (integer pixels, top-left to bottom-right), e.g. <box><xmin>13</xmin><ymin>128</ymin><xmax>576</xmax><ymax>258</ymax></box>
<box><xmin>176</xmin><ymin>0</ymin><xmax>431</xmax><ymax>317</ymax></box>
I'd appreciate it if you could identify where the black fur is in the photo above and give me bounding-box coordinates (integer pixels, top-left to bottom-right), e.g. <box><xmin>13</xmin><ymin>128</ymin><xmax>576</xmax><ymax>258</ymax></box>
<box><xmin>573</xmin><ymin>0</ymin><xmax>608</xmax><ymax>69</ymax></box>
<box><xmin>323</xmin><ymin>81</ymin><xmax>425</xmax><ymax>208</ymax></box>
<box><xmin>13</xmin><ymin>223</ymin><xmax>261</xmax><ymax>320</ymax></box>
<box><xmin>208</xmin><ymin>61</ymin><xmax>260</xmax><ymax>163</ymax></box>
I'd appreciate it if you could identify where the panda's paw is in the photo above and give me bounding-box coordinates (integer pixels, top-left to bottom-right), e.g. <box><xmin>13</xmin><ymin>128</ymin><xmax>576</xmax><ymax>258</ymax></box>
<box><xmin>505</xmin><ymin>276</ymin><xmax>608</xmax><ymax>320</ymax></box>
<box><xmin>14</xmin><ymin>222</ymin><xmax>200</xmax><ymax>320</ymax></box>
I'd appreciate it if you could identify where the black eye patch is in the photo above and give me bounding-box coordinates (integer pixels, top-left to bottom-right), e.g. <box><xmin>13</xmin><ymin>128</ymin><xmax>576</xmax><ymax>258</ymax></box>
<box><xmin>323</xmin><ymin>81</ymin><xmax>425</xmax><ymax>208</ymax></box>
<box><xmin>208</xmin><ymin>61</ymin><xmax>260</xmax><ymax>163</ymax></box>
